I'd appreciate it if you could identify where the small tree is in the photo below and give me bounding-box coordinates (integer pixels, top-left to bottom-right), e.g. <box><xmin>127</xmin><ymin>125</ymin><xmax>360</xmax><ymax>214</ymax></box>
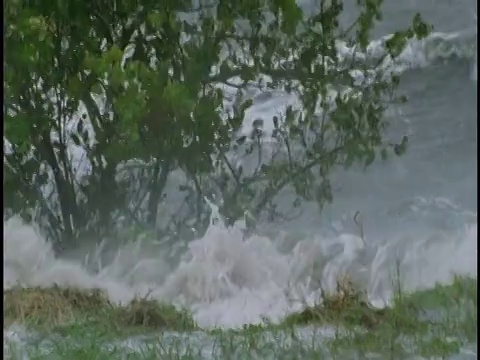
<box><xmin>3</xmin><ymin>0</ymin><xmax>430</xmax><ymax>249</ymax></box>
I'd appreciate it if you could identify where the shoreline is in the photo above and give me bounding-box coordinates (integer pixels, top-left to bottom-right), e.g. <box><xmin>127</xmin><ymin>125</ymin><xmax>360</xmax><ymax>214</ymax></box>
<box><xmin>4</xmin><ymin>275</ymin><xmax>477</xmax><ymax>359</ymax></box>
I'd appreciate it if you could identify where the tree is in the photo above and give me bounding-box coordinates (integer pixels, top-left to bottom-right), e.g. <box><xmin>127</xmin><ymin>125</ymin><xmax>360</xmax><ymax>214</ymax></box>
<box><xmin>3</xmin><ymin>0</ymin><xmax>430</xmax><ymax>251</ymax></box>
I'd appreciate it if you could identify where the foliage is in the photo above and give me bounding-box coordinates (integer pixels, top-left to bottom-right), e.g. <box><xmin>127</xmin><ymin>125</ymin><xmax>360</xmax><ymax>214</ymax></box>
<box><xmin>3</xmin><ymin>0</ymin><xmax>431</xmax><ymax>248</ymax></box>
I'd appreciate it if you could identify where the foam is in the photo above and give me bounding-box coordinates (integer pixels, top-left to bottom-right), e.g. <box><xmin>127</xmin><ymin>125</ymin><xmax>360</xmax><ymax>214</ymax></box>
<box><xmin>4</xmin><ymin>202</ymin><xmax>477</xmax><ymax>329</ymax></box>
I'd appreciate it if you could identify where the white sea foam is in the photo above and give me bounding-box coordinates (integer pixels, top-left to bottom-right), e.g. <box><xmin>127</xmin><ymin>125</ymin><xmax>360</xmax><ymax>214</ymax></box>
<box><xmin>4</xmin><ymin>199</ymin><xmax>477</xmax><ymax>329</ymax></box>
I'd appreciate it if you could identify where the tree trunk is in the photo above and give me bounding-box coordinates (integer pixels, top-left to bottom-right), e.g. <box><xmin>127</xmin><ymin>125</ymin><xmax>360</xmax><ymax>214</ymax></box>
<box><xmin>146</xmin><ymin>157</ymin><xmax>171</xmax><ymax>227</ymax></box>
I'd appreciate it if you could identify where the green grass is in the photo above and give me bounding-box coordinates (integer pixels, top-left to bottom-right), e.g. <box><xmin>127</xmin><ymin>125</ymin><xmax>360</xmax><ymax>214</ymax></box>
<box><xmin>4</xmin><ymin>286</ymin><xmax>196</xmax><ymax>339</ymax></box>
<box><xmin>320</xmin><ymin>275</ymin><xmax>477</xmax><ymax>359</ymax></box>
<box><xmin>4</xmin><ymin>276</ymin><xmax>477</xmax><ymax>359</ymax></box>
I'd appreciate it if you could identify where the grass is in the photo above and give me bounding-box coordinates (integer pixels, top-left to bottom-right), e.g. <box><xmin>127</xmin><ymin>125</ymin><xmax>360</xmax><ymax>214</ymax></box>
<box><xmin>4</xmin><ymin>276</ymin><xmax>477</xmax><ymax>359</ymax></box>
<box><xmin>319</xmin><ymin>275</ymin><xmax>477</xmax><ymax>359</ymax></box>
<box><xmin>4</xmin><ymin>286</ymin><xmax>196</xmax><ymax>338</ymax></box>
<box><xmin>281</xmin><ymin>274</ymin><xmax>388</xmax><ymax>329</ymax></box>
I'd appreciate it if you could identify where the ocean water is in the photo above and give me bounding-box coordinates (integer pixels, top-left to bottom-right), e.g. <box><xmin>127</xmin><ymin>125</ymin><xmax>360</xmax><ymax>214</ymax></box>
<box><xmin>4</xmin><ymin>0</ymin><xmax>477</xmax><ymax>358</ymax></box>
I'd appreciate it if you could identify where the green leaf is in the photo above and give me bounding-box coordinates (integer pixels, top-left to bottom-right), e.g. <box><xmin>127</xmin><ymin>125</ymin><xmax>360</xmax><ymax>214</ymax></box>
<box><xmin>71</xmin><ymin>133</ymin><xmax>81</xmax><ymax>146</ymax></box>
<box><xmin>412</xmin><ymin>13</ymin><xmax>432</xmax><ymax>39</ymax></box>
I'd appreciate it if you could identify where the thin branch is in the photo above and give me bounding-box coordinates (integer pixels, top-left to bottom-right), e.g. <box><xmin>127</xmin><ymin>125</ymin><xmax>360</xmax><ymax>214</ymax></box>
<box><xmin>253</xmin><ymin>146</ymin><xmax>343</xmax><ymax>217</ymax></box>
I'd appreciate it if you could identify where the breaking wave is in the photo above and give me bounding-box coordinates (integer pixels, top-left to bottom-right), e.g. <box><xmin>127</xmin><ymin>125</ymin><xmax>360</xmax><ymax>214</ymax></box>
<box><xmin>235</xmin><ymin>28</ymin><xmax>478</xmax><ymax>134</ymax></box>
<box><xmin>361</xmin><ymin>29</ymin><xmax>477</xmax><ymax>77</ymax></box>
<box><xmin>4</xmin><ymin>198</ymin><xmax>477</xmax><ymax>329</ymax></box>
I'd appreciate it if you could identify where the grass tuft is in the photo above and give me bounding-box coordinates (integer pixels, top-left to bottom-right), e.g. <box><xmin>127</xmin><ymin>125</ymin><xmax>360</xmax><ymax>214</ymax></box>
<box><xmin>118</xmin><ymin>298</ymin><xmax>195</xmax><ymax>330</ymax></box>
<box><xmin>4</xmin><ymin>286</ymin><xmax>111</xmax><ymax>327</ymax></box>
<box><xmin>4</xmin><ymin>286</ymin><xmax>196</xmax><ymax>334</ymax></box>
<box><xmin>283</xmin><ymin>274</ymin><xmax>387</xmax><ymax>329</ymax></box>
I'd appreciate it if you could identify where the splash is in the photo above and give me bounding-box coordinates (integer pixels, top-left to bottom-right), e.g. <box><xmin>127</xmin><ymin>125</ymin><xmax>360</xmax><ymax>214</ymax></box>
<box><xmin>4</xmin><ymin>201</ymin><xmax>477</xmax><ymax>329</ymax></box>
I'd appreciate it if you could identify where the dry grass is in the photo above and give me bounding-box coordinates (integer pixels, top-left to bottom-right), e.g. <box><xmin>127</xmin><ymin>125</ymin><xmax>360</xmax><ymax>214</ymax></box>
<box><xmin>4</xmin><ymin>286</ymin><xmax>110</xmax><ymax>327</ymax></box>
<box><xmin>116</xmin><ymin>298</ymin><xmax>195</xmax><ymax>330</ymax></box>
<box><xmin>283</xmin><ymin>274</ymin><xmax>387</xmax><ymax>329</ymax></box>
<box><xmin>3</xmin><ymin>286</ymin><xmax>196</xmax><ymax>332</ymax></box>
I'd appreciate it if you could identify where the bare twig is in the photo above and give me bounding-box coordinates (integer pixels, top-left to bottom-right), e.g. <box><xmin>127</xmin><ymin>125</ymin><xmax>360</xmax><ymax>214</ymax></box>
<box><xmin>353</xmin><ymin>210</ymin><xmax>366</xmax><ymax>246</ymax></box>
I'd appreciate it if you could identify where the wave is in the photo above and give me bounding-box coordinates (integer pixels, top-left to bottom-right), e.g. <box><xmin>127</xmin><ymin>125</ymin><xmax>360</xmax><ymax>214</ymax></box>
<box><xmin>334</xmin><ymin>29</ymin><xmax>478</xmax><ymax>85</ymax></box>
<box><xmin>225</xmin><ymin>28</ymin><xmax>478</xmax><ymax>137</ymax></box>
<box><xmin>4</xmin><ymin>197</ymin><xmax>477</xmax><ymax>329</ymax></box>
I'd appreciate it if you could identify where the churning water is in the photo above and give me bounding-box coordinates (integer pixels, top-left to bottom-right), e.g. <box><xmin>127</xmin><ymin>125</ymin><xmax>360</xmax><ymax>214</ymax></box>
<box><xmin>4</xmin><ymin>0</ymin><xmax>478</xmax><ymax>357</ymax></box>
